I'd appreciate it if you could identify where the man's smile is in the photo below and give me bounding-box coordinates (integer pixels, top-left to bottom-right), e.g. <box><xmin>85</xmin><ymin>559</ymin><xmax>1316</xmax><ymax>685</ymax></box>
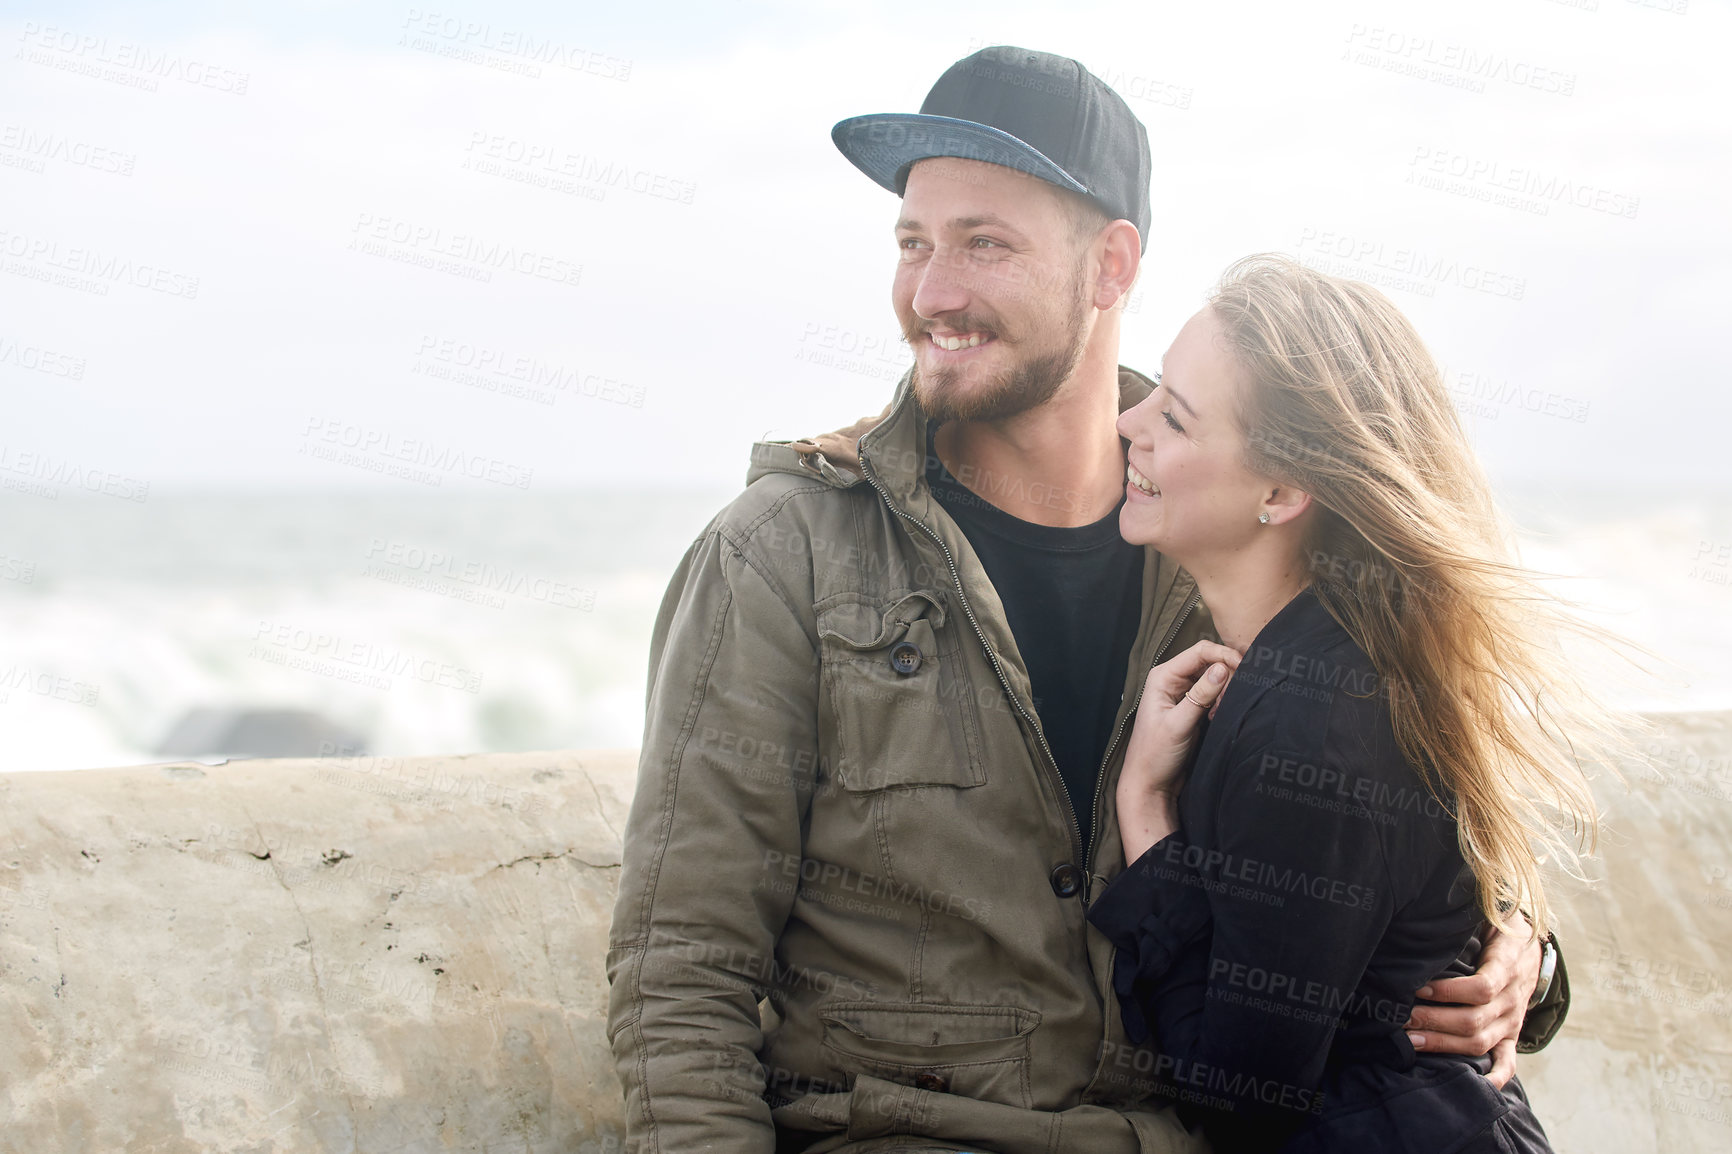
<box><xmin>926</xmin><ymin>330</ymin><xmax>996</xmax><ymax>353</ymax></box>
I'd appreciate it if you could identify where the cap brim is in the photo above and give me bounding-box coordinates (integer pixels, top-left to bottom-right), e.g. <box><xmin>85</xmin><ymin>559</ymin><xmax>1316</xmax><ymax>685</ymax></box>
<box><xmin>831</xmin><ymin>113</ymin><xmax>1088</xmax><ymax>198</ymax></box>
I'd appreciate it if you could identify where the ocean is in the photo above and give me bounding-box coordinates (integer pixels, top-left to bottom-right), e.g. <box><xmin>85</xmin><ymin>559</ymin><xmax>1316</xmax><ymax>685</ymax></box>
<box><xmin>1</xmin><ymin>482</ymin><xmax>1726</xmax><ymax>773</ymax></box>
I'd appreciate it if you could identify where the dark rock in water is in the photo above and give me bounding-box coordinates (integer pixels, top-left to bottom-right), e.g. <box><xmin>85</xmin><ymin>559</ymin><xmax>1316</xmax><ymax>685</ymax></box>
<box><xmin>154</xmin><ymin>708</ymin><xmax>368</xmax><ymax>760</ymax></box>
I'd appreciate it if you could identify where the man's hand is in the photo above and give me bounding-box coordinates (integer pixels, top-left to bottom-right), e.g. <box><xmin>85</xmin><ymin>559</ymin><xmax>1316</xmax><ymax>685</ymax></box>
<box><xmin>1406</xmin><ymin>918</ymin><xmax>1543</xmax><ymax>1088</ymax></box>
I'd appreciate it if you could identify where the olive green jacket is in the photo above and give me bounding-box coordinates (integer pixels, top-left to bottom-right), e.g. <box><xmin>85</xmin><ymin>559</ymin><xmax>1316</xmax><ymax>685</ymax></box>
<box><xmin>606</xmin><ymin>366</ymin><xmax>1214</xmax><ymax>1153</ymax></box>
<box><xmin>604</xmin><ymin>364</ymin><xmax>1569</xmax><ymax>1152</ymax></box>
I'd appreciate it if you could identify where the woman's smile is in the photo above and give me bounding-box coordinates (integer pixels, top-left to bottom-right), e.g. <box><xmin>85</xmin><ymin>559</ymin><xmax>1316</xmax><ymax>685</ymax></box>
<box><xmin>1126</xmin><ymin>459</ymin><xmax>1160</xmax><ymax>499</ymax></box>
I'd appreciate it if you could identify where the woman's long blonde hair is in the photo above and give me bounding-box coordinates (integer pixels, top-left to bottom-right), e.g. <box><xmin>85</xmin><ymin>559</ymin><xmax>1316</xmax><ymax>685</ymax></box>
<box><xmin>1209</xmin><ymin>254</ymin><xmax>1634</xmax><ymax>938</ymax></box>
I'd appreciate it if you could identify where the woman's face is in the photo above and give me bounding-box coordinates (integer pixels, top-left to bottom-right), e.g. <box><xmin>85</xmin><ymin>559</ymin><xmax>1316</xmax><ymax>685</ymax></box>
<box><xmin>1117</xmin><ymin>306</ymin><xmax>1275</xmax><ymax>564</ymax></box>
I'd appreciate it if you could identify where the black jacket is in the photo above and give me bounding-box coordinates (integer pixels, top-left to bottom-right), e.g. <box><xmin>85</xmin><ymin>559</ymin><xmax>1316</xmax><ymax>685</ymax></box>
<box><xmin>1088</xmin><ymin>587</ymin><xmax>1545</xmax><ymax>1152</ymax></box>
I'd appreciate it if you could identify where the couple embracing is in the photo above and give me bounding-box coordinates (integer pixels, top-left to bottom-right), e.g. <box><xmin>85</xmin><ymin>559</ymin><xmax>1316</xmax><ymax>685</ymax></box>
<box><xmin>607</xmin><ymin>46</ymin><xmax>1616</xmax><ymax>1154</ymax></box>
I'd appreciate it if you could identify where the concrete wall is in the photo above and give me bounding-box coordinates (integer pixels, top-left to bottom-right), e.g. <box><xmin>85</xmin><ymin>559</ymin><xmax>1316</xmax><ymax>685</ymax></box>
<box><xmin>3</xmin><ymin>714</ymin><xmax>1730</xmax><ymax>1152</ymax></box>
<box><xmin>1</xmin><ymin>749</ymin><xmax>637</xmax><ymax>1154</ymax></box>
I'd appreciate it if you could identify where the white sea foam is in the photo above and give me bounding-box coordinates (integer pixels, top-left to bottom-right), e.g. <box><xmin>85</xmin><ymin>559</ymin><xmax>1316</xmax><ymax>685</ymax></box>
<box><xmin>0</xmin><ymin>483</ymin><xmax>1724</xmax><ymax>773</ymax></box>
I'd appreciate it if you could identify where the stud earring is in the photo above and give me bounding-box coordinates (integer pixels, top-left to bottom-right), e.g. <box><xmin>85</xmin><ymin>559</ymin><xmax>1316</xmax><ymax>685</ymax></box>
<box><xmin>1258</xmin><ymin>512</ymin><xmax>1270</xmax><ymax>524</ymax></box>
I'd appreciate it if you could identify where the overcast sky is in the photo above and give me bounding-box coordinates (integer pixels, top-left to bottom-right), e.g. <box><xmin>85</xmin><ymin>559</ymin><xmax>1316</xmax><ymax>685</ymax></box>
<box><xmin>4</xmin><ymin>0</ymin><xmax>1726</xmax><ymax>495</ymax></box>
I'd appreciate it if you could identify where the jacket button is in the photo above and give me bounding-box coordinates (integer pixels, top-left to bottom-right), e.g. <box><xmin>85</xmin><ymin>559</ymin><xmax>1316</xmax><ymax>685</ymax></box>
<box><xmin>1050</xmin><ymin>863</ymin><xmax>1083</xmax><ymax>899</ymax></box>
<box><xmin>913</xmin><ymin>1071</ymin><xmax>949</xmax><ymax>1093</ymax></box>
<box><xmin>889</xmin><ymin>641</ymin><xmax>922</xmax><ymax>675</ymax></box>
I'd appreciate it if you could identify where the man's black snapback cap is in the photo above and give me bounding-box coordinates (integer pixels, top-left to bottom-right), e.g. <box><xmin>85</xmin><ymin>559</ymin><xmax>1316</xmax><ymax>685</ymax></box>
<box><xmin>832</xmin><ymin>46</ymin><xmax>1152</xmax><ymax>252</ymax></box>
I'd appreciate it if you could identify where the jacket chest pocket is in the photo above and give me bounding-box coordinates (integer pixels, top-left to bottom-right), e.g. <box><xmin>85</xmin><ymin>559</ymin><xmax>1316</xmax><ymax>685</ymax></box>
<box><xmin>816</xmin><ymin>589</ymin><xmax>984</xmax><ymax>792</ymax></box>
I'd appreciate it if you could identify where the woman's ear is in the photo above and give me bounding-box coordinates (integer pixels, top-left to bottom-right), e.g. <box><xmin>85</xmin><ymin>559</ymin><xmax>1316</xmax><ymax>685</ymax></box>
<box><xmin>1260</xmin><ymin>485</ymin><xmax>1312</xmax><ymax>526</ymax></box>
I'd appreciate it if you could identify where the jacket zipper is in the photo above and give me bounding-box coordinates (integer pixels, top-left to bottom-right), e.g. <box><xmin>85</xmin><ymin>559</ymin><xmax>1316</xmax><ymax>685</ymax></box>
<box><xmin>858</xmin><ymin>449</ymin><xmax>1086</xmax><ymax>869</ymax></box>
<box><xmin>1085</xmin><ymin>587</ymin><xmax>1200</xmax><ymax>880</ymax></box>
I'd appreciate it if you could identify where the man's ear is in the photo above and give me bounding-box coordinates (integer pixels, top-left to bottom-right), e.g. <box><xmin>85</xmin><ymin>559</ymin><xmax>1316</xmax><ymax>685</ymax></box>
<box><xmin>1091</xmin><ymin>220</ymin><xmax>1141</xmax><ymax>310</ymax></box>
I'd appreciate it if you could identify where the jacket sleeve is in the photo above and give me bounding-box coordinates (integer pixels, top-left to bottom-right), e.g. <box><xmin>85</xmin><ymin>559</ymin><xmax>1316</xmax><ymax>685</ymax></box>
<box><xmin>606</xmin><ymin>515</ymin><xmax>820</xmax><ymax>1154</ymax></box>
<box><xmin>1088</xmin><ymin>736</ymin><xmax>1391</xmax><ymax>1147</ymax></box>
<box><xmin>1517</xmin><ymin>936</ymin><xmax>1569</xmax><ymax>1053</ymax></box>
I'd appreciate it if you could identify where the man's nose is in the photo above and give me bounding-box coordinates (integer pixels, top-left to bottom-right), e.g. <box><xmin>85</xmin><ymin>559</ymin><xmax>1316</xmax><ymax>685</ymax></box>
<box><xmin>911</xmin><ymin>246</ymin><xmax>971</xmax><ymax>321</ymax></box>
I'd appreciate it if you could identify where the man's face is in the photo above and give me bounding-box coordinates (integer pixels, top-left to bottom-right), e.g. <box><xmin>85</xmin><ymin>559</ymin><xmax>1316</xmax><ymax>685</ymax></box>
<box><xmin>892</xmin><ymin>158</ymin><xmax>1095</xmax><ymax>424</ymax></box>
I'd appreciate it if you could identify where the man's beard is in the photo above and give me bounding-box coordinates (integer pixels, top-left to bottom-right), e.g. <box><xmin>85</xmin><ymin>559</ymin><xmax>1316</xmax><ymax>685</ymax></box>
<box><xmin>903</xmin><ymin>262</ymin><xmax>1093</xmax><ymax>424</ymax></box>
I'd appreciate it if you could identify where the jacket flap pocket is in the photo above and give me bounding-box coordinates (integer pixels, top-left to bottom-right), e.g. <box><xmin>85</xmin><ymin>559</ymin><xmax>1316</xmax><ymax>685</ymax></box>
<box><xmin>818</xmin><ymin>1002</ymin><xmax>1038</xmax><ymax>1110</ymax></box>
<box><xmin>820</xmin><ymin>1001</ymin><xmax>1037</xmax><ymax>1055</ymax></box>
<box><xmin>816</xmin><ymin>589</ymin><xmax>981</xmax><ymax>791</ymax></box>
<box><xmin>817</xmin><ymin>589</ymin><xmax>946</xmax><ymax>651</ymax></box>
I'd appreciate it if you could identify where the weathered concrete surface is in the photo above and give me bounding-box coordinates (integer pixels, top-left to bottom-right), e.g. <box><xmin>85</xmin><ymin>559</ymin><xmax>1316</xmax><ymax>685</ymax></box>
<box><xmin>1</xmin><ymin>749</ymin><xmax>637</xmax><ymax>1154</ymax></box>
<box><xmin>1519</xmin><ymin>710</ymin><xmax>1732</xmax><ymax>1152</ymax></box>
<box><xmin>2</xmin><ymin>715</ymin><xmax>1730</xmax><ymax>1153</ymax></box>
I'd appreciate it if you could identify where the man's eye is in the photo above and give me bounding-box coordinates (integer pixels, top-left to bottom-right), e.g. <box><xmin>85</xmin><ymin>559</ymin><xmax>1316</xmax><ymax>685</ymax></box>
<box><xmin>970</xmin><ymin>236</ymin><xmax>1000</xmax><ymax>249</ymax></box>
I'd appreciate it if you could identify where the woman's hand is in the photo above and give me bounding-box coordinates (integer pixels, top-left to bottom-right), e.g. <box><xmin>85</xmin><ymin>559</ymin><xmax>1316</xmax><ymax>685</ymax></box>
<box><xmin>1117</xmin><ymin>639</ymin><xmax>1242</xmax><ymax>864</ymax></box>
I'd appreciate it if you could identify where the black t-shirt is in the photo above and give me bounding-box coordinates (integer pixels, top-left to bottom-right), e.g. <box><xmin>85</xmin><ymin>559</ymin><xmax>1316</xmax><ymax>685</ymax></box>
<box><xmin>924</xmin><ymin>419</ymin><xmax>1144</xmax><ymax>854</ymax></box>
